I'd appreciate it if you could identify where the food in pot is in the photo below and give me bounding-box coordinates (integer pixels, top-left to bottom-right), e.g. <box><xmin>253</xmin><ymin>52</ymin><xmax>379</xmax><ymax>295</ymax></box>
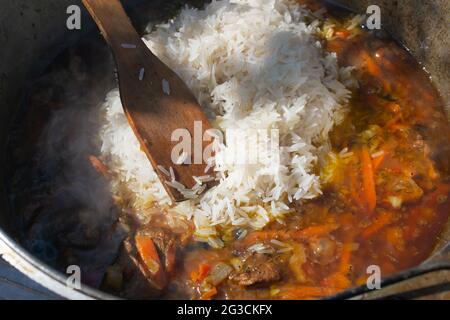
<box><xmin>7</xmin><ymin>0</ymin><xmax>450</xmax><ymax>299</ymax></box>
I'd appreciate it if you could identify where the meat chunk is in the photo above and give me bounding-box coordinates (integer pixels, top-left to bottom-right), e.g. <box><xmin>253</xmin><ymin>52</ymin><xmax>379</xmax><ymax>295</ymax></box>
<box><xmin>115</xmin><ymin>226</ymin><xmax>183</xmax><ymax>298</ymax></box>
<box><xmin>143</xmin><ymin>227</ymin><xmax>178</xmax><ymax>274</ymax></box>
<box><xmin>135</xmin><ymin>233</ymin><xmax>167</xmax><ymax>290</ymax></box>
<box><xmin>230</xmin><ymin>253</ymin><xmax>281</xmax><ymax>286</ymax></box>
<box><xmin>119</xmin><ymin>237</ymin><xmax>164</xmax><ymax>299</ymax></box>
<box><xmin>377</xmin><ymin>171</ymin><xmax>423</xmax><ymax>209</ymax></box>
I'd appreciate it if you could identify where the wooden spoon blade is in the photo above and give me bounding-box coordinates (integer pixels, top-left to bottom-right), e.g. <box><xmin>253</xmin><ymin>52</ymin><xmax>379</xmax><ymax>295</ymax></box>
<box><xmin>82</xmin><ymin>0</ymin><xmax>217</xmax><ymax>202</ymax></box>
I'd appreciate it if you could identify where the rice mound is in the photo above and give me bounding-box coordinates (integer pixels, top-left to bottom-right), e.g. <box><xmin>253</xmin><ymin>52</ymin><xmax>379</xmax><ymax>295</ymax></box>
<box><xmin>50</xmin><ymin>0</ymin><xmax>354</xmax><ymax>246</ymax></box>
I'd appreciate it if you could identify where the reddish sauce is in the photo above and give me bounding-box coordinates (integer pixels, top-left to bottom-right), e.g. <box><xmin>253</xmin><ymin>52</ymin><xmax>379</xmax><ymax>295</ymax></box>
<box><xmin>167</xmin><ymin>4</ymin><xmax>450</xmax><ymax>300</ymax></box>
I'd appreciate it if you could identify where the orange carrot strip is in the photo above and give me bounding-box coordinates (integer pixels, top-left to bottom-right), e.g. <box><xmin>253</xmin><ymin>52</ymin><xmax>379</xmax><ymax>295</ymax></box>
<box><xmin>243</xmin><ymin>224</ymin><xmax>339</xmax><ymax>245</ymax></box>
<box><xmin>200</xmin><ymin>287</ymin><xmax>217</xmax><ymax>300</ymax></box>
<box><xmin>338</xmin><ymin>242</ymin><xmax>354</xmax><ymax>273</ymax></box>
<box><xmin>361</xmin><ymin>211</ymin><xmax>395</xmax><ymax>238</ymax></box>
<box><xmin>190</xmin><ymin>271</ymin><xmax>199</xmax><ymax>282</ymax></box>
<box><xmin>322</xmin><ymin>273</ymin><xmax>352</xmax><ymax>290</ymax></box>
<box><xmin>385</xmin><ymin>114</ymin><xmax>403</xmax><ymax>129</ymax></box>
<box><xmin>335</xmin><ymin>29</ymin><xmax>350</xmax><ymax>39</ymax></box>
<box><xmin>320</xmin><ymin>240</ymin><xmax>357</xmax><ymax>290</ymax></box>
<box><xmin>372</xmin><ymin>153</ymin><xmax>386</xmax><ymax>172</ymax></box>
<box><xmin>361</xmin><ymin>147</ymin><xmax>377</xmax><ymax>213</ymax></box>
<box><xmin>242</xmin><ymin>231</ymin><xmax>281</xmax><ymax>244</ymax></box>
<box><xmin>291</xmin><ymin>224</ymin><xmax>339</xmax><ymax>239</ymax></box>
<box><xmin>360</xmin><ymin>50</ymin><xmax>391</xmax><ymax>92</ymax></box>
<box><xmin>199</xmin><ymin>264</ymin><xmax>211</xmax><ymax>279</ymax></box>
<box><xmin>349</xmin><ymin>167</ymin><xmax>364</xmax><ymax>208</ymax></box>
<box><xmin>135</xmin><ymin>234</ymin><xmax>167</xmax><ymax>290</ymax></box>
<box><xmin>135</xmin><ymin>235</ymin><xmax>161</xmax><ymax>275</ymax></box>
<box><xmin>362</xmin><ymin>51</ymin><xmax>381</xmax><ymax>77</ymax></box>
<box><xmin>385</xmin><ymin>227</ymin><xmax>404</xmax><ymax>251</ymax></box>
<box><xmin>389</xmin><ymin>123</ymin><xmax>409</xmax><ymax>132</ymax></box>
<box><xmin>193</xmin><ymin>264</ymin><xmax>211</xmax><ymax>283</ymax></box>
<box><xmin>88</xmin><ymin>155</ymin><xmax>110</xmax><ymax>177</ymax></box>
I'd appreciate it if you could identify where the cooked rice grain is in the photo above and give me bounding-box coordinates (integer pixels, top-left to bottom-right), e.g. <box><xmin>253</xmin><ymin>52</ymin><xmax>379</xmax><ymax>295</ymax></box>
<box><xmin>46</xmin><ymin>0</ymin><xmax>354</xmax><ymax>242</ymax></box>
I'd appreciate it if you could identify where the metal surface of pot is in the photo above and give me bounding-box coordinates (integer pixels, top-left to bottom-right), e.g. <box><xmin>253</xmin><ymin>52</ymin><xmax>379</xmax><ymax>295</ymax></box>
<box><xmin>0</xmin><ymin>0</ymin><xmax>449</xmax><ymax>299</ymax></box>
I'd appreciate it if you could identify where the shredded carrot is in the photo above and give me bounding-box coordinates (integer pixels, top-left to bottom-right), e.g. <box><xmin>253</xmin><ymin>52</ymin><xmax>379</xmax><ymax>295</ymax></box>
<box><xmin>386</xmin><ymin>102</ymin><xmax>401</xmax><ymax>114</ymax></box>
<box><xmin>190</xmin><ymin>271</ymin><xmax>198</xmax><ymax>282</ymax></box>
<box><xmin>135</xmin><ymin>234</ymin><xmax>167</xmax><ymax>289</ymax></box>
<box><xmin>242</xmin><ymin>224</ymin><xmax>339</xmax><ymax>245</ymax></box>
<box><xmin>385</xmin><ymin>114</ymin><xmax>402</xmax><ymax>129</ymax></box>
<box><xmin>385</xmin><ymin>226</ymin><xmax>405</xmax><ymax>251</ymax></box>
<box><xmin>190</xmin><ymin>272</ymin><xmax>199</xmax><ymax>282</ymax></box>
<box><xmin>191</xmin><ymin>263</ymin><xmax>211</xmax><ymax>283</ymax></box>
<box><xmin>335</xmin><ymin>29</ymin><xmax>350</xmax><ymax>39</ymax></box>
<box><xmin>291</xmin><ymin>224</ymin><xmax>339</xmax><ymax>239</ymax></box>
<box><xmin>349</xmin><ymin>167</ymin><xmax>363</xmax><ymax>208</ymax></box>
<box><xmin>135</xmin><ymin>235</ymin><xmax>161</xmax><ymax>275</ymax></box>
<box><xmin>361</xmin><ymin>147</ymin><xmax>377</xmax><ymax>213</ymax></box>
<box><xmin>427</xmin><ymin>163</ymin><xmax>438</xmax><ymax>179</ymax></box>
<box><xmin>319</xmin><ymin>239</ymin><xmax>357</xmax><ymax>290</ymax></box>
<box><xmin>362</xmin><ymin>51</ymin><xmax>381</xmax><ymax>77</ymax></box>
<box><xmin>372</xmin><ymin>152</ymin><xmax>386</xmax><ymax>171</ymax></box>
<box><xmin>389</xmin><ymin>123</ymin><xmax>409</xmax><ymax>132</ymax></box>
<box><xmin>241</xmin><ymin>231</ymin><xmax>281</xmax><ymax>244</ymax></box>
<box><xmin>360</xmin><ymin>50</ymin><xmax>391</xmax><ymax>92</ymax></box>
<box><xmin>338</xmin><ymin>242</ymin><xmax>354</xmax><ymax>273</ymax></box>
<box><xmin>88</xmin><ymin>155</ymin><xmax>110</xmax><ymax>177</ymax></box>
<box><xmin>200</xmin><ymin>287</ymin><xmax>217</xmax><ymax>300</ymax></box>
<box><xmin>361</xmin><ymin>211</ymin><xmax>395</xmax><ymax>238</ymax></box>
<box><xmin>322</xmin><ymin>273</ymin><xmax>351</xmax><ymax>290</ymax></box>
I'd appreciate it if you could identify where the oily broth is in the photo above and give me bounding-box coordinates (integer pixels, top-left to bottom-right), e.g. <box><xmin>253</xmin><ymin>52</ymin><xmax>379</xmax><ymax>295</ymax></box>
<box><xmin>172</xmin><ymin>7</ymin><xmax>450</xmax><ymax>299</ymax></box>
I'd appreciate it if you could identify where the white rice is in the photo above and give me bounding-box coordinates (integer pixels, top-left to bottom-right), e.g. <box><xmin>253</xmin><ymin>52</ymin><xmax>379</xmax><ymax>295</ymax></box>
<box><xmin>169</xmin><ymin>166</ymin><xmax>175</xmax><ymax>181</ymax></box>
<box><xmin>371</xmin><ymin>150</ymin><xmax>385</xmax><ymax>158</ymax></box>
<box><xmin>157</xmin><ymin>165</ymin><xmax>171</xmax><ymax>177</ymax></box>
<box><xmin>248</xmin><ymin>243</ymin><xmax>275</xmax><ymax>254</ymax></box>
<box><xmin>138</xmin><ymin>67</ymin><xmax>145</xmax><ymax>81</ymax></box>
<box><xmin>43</xmin><ymin>0</ymin><xmax>354</xmax><ymax>244</ymax></box>
<box><xmin>121</xmin><ymin>43</ymin><xmax>137</xmax><ymax>49</ymax></box>
<box><xmin>162</xmin><ymin>79</ymin><xmax>171</xmax><ymax>95</ymax></box>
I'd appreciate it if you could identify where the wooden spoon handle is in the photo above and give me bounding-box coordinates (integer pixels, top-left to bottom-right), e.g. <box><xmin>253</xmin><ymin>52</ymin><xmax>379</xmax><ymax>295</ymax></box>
<box><xmin>81</xmin><ymin>0</ymin><xmax>216</xmax><ymax>202</ymax></box>
<box><xmin>81</xmin><ymin>0</ymin><xmax>144</xmax><ymax>53</ymax></box>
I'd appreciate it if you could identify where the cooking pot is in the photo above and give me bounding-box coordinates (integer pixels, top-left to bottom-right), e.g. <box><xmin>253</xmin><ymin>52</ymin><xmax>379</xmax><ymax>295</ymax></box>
<box><xmin>0</xmin><ymin>0</ymin><xmax>449</xmax><ymax>299</ymax></box>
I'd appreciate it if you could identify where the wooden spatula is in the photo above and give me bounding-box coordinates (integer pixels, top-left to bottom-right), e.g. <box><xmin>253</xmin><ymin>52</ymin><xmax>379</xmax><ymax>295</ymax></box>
<box><xmin>82</xmin><ymin>0</ymin><xmax>216</xmax><ymax>202</ymax></box>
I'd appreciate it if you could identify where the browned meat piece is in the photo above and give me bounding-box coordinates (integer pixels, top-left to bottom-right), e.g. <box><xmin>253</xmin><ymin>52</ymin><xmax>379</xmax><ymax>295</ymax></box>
<box><xmin>116</xmin><ymin>237</ymin><xmax>163</xmax><ymax>299</ymax></box>
<box><xmin>377</xmin><ymin>171</ymin><xmax>424</xmax><ymax>209</ymax></box>
<box><xmin>114</xmin><ymin>226</ymin><xmax>185</xmax><ymax>298</ymax></box>
<box><xmin>142</xmin><ymin>227</ymin><xmax>178</xmax><ymax>275</ymax></box>
<box><xmin>230</xmin><ymin>253</ymin><xmax>281</xmax><ymax>287</ymax></box>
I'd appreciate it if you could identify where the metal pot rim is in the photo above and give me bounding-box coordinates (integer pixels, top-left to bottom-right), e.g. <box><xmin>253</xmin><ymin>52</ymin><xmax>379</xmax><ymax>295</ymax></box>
<box><xmin>0</xmin><ymin>229</ymin><xmax>117</xmax><ymax>300</ymax></box>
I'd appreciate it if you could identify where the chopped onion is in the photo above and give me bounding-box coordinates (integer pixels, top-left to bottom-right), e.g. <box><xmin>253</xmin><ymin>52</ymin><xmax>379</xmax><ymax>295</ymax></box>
<box><xmin>207</xmin><ymin>262</ymin><xmax>233</xmax><ymax>286</ymax></box>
